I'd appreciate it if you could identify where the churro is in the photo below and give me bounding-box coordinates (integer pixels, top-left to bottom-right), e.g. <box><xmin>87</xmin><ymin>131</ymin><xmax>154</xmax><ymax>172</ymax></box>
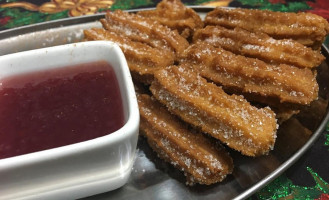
<box><xmin>180</xmin><ymin>42</ymin><xmax>318</xmax><ymax>107</ymax></box>
<box><xmin>84</xmin><ymin>28</ymin><xmax>175</xmax><ymax>84</ymax></box>
<box><xmin>82</xmin><ymin>2</ymin><xmax>328</xmax><ymax>183</ymax></box>
<box><xmin>101</xmin><ymin>10</ymin><xmax>189</xmax><ymax>58</ymax></box>
<box><xmin>137</xmin><ymin>0</ymin><xmax>203</xmax><ymax>39</ymax></box>
<box><xmin>138</xmin><ymin>94</ymin><xmax>233</xmax><ymax>185</ymax></box>
<box><xmin>205</xmin><ymin>7</ymin><xmax>329</xmax><ymax>50</ymax></box>
<box><xmin>150</xmin><ymin>65</ymin><xmax>278</xmax><ymax>157</ymax></box>
<box><xmin>193</xmin><ymin>26</ymin><xmax>325</xmax><ymax>69</ymax></box>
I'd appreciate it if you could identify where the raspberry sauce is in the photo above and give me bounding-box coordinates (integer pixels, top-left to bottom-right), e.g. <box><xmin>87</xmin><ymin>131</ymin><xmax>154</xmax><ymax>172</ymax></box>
<box><xmin>0</xmin><ymin>61</ymin><xmax>124</xmax><ymax>159</ymax></box>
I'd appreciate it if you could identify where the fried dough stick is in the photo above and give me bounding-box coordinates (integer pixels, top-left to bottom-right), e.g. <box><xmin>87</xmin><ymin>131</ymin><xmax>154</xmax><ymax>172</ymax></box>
<box><xmin>84</xmin><ymin>28</ymin><xmax>174</xmax><ymax>84</ymax></box>
<box><xmin>180</xmin><ymin>42</ymin><xmax>318</xmax><ymax>107</ymax></box>
<box><xmin>150</xmin><ymin>65</ymin><xmax>278</xmax><ymax>157</ymax></box>
<box><xmin>205</xmin><ymin>7</ymin><xmax>329</xmax><ymax>50</ymax></box>
<box><xmin>137</xmin><ymin>0</ymin><xmax>203</xmax><ymax>39</ymax></box>
<box><xmin>101</xmin><ymin>10</ymin><xmax>189</xmax><ymax>57</ymax></box>
<box><xmin>138</xmin><ymin>94</ymin><xmax>233</xmax><ymax>185</ymax></box>
<box><xmin>193</xmin><ymin>26</ymin><xmax>325</xmax><ymax>69</ymax></box>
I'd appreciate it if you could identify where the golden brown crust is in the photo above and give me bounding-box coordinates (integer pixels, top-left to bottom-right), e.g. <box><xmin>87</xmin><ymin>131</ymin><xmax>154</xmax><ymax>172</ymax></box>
<box><xmin>137</xmin><ymin>0</ymin><xmax>204</xmax><ymax>39</ymax></box>
<box><xmin>150</xmin><ymin>65</ymin><xmax>278</xmax><ymax>157</ymax></box>
<box><xmin>84</xmin><ymin>28</ymin><xmax>175</xmax><ymax>84</ymax></box>
<box><xmin>138</xmin><ymin>94</ymin><xmax>233</xmax><ymax>185</ymax></box>
<box><xmin>102</xmin><ymin>10</ymin><xmax>189</xmax><ymax>58</ymax></box>
<box><xmin>179</xmin><ymin>42</ymin><xmax>319</xmax><ymax>107</ymax></box>
<box><xmin>85</xmin><ymin>10</ymin><xmax>190</xmax><ymax>83</ymax></box>
<box><xmin>205</xmin><ymin>7</ymin><xmax>329</xmax><ymax>50</ymax></box>
<box><xmin>193</xmin><ymin>26</ymin><xmax>325</xmax><ymax>69</ymax></box>
<box><xmin>82</xmin><ymin>3</ymin><xmax>327</xmax><ymax>184</ymax></box>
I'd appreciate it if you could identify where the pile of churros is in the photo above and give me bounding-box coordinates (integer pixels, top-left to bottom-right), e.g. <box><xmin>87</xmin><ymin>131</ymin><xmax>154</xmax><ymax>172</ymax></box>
<box><xmin>84</xmin><ymin>0</ymin><xmax>329</xmax><ymax>185</ymax></box>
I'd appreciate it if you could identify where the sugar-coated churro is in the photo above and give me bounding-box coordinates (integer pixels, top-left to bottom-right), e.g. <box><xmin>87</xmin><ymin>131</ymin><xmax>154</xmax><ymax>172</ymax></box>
<box><xmin>138</xmin><ymin>94</ymin><xmax>233</xmax><ymax>185</ymax></box>
<box><xmin>193</xmin><ymin>26</ymin><xmax>325</xmax><ymax>69</ymax></box>
<box><xmin>205</xmin><ymin>7</ymin><xmax>329</xmax><ymax>50</ymax></box>
<box><xmin>180</xmin><ymin>42</ymin><xmax>319</xmax><ymax>107</ymax></box>
<box><xmin>101</xmin><ymin>10</ymin><xmax>189</xmax><ymax>57</ymax></box>
<box><xmin>82</xmin><ymin>1</ymin><xmax>328</xmax><ymax>183</ymax></box>
<box><xmin>150</xmin><ymin>65</ymin><xmax>278</xmax><ymax>157</ymax></box>
<box><xmin>84</xmin><ymin>28</ymin><xmax>175</xmax><ymax>84</ymax></box>
<box><xmin>137</xmin><ymin>0</ymin><xmax>203</xmax><ymax>39</ymax></box>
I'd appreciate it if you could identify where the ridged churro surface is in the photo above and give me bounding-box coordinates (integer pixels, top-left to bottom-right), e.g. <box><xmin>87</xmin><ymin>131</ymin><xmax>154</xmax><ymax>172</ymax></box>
<box><xmin>150</xmin><ymin>65</ymin><xmax>278</xmax><ymax>156</ymax></box>
<box><xmin>180</xmin><ymin>42</ymin><xmax>319</xmax><ymax>107</ymax></box>
<box><xmin>83</xmin><ymin>2</ymin><xmax>328</xmax><ymax>184</ymax></box>
<box><xmin>102</xmin><ymin>10</ymin><xmax>189</xmax><ymax>57</ymax></box>
<box><xmin>137</xmin><ymin>0</ymin><xmax>203</xmax><ymax>39</ymax></box>
<box><xmin>205</xmin><ymin>7</ymin><xmax>329</xmax><ymax>50</ymax></box>
<box><xmin>84</xmin><ymin>28</ymin><xmax>174</xmax><ymax>84</ymax></box>
<box><xmin>193</xmin><ymin>26</ymin><xmax>325</xmax><ymax>69</ymax></box>
<box><xmin>85</xmin><ymin>9</ymin><xmax>190</xmax><ymax>83</ymax></box>
<box><xmin>138</xmin><ymin>94</ymin><xmax>233</xmax><ymax>185</ymax></box>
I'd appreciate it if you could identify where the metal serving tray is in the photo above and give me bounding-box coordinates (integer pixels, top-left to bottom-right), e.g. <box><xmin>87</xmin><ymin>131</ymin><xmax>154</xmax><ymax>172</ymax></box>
<box><xmin>0</xmin><ymin>7</ymin><xmax>328</xmax><ymax>200</ymax></box>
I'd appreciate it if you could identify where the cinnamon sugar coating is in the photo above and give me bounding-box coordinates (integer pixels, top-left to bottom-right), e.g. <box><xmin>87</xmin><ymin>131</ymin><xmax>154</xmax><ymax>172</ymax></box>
<box><xmin>84</xmin><ymin>28</ymin><xmax>174</xmax><ymax>84</ymax></box>
<box><xmin>150</xmin><ymin>65</ymin><xmax>278</xmax><ymax>157</ymax></box>
<box><xmin>205</xmin><ymin>7</ymin><xmax>329</xmax><ymax>50</ymax></box>
<box><xmin>102</xmin><ymin>10</ymin><xmax>189</xmax><ymax>58</ymax></box>
<box><xmin>83</xmin><ymin>3</ymin><xmax>328</xmax><ymax>183</ymax></box>
<box><xmin>137</xmin><ymin>0</ymin><xmax>204</xmax><ymax>39</ymax></box>
<box><xmin>193</xmin><ymin>26</ymin><xmax>325</xmax><ymax>69</ymax></box>
<box><xmin>180</xmin><ymin>42</ymin><xmax>319</xmax><ymax>107</ymax></box>
<box><xmin>138</xmin><ymin>94</ymin><xmax>233</xmax><ymax>185</ymax></box>
<box><xmin>85</xmin><ymin>10</ymin><xmax>189</xmax><ymax>83</ymax></box>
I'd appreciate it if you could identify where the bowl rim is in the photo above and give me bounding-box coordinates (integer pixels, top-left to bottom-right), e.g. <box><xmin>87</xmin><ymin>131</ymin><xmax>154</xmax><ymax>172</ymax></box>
<box><xmin>0</xmin><ymin>41</ymin><xmax>140</xmax><ymax>166</ymax></box>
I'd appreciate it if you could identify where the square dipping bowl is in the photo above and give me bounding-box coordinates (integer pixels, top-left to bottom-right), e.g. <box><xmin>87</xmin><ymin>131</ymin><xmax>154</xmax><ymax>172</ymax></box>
<box><xmin>0</xmin><ymin>41</ymin><xmax>139</xmax><ymax>199</ymax></box>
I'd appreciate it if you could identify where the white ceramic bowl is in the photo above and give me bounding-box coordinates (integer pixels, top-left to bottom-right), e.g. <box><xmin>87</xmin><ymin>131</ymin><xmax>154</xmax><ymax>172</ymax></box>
<box><xmin>0</xmin><ymin>41</ymin><xmax>139</xmax><ymax>200</ymax></box>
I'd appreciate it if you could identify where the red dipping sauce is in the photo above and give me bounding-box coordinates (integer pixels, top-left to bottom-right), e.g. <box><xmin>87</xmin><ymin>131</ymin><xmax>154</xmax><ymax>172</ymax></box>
<box><xmin>0</xmin><ymin>61</ymin><xmax>124</xmax><ymax>159</ymax></box>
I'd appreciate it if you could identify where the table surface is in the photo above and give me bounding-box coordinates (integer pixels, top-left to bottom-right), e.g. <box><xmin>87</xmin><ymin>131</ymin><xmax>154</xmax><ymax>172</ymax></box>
<box><xmin>1</xmin><ymin>0</ymin><xmax>329</xmax><ymax>199</ymax></box>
